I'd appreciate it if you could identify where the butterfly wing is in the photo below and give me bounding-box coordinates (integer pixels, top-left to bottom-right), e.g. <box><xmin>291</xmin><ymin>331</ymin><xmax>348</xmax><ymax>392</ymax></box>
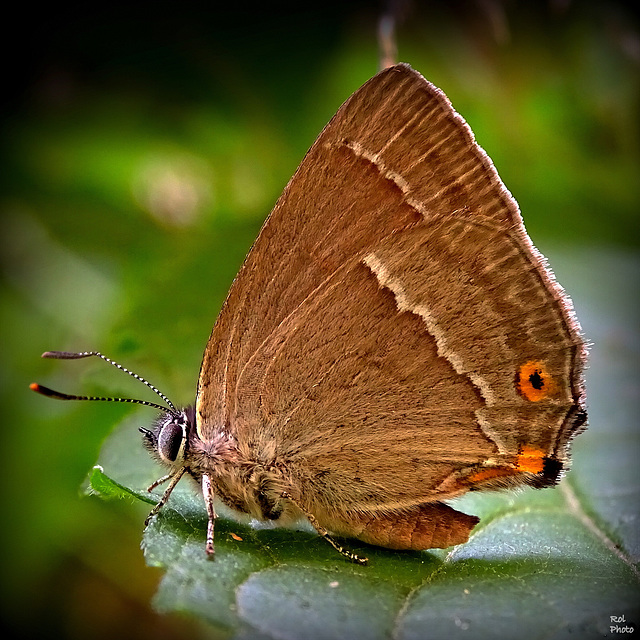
<box><xmin>196</xmin><ymin>64</ymin><xmax>586</xmax><ymax>512</ymax></box>
<box><xmin>197</xmin><ymin>65</ymin><xmax>431</xmax><ymax>433</ymax></box>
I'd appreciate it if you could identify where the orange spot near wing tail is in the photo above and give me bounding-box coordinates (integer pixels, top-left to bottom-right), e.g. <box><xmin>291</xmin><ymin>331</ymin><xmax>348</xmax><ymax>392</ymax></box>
<box><xmin>466</xmin><ymin>466</ymin><xmax>517</xmax><ymax>484</ymax></box>
<box><xmin>466</xmin><ymin>446</ymin><xmax>547</xmax><ymax>486</ymax></box>
<box><xmin>516</xmin><ymin>446</ymin><xmax>546</xmax><ymax>474</ymax></box>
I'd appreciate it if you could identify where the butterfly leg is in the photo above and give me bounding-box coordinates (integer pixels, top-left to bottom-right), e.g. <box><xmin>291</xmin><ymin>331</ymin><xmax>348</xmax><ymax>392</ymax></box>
<box><xmin>202</xmin><ymin>473</ymin><xmax>217</xmax><ymax>556</ymax></box>
<box><xmin>146</xmin><ymin>473</ymin><xmax>172</xmax><ymax>492</ymax></box>
<box><xmin>144</xmin><ymin>467</ymin><xmax>186</xmax><ymax>526</ymax></box>
<box><xmin>281</xmin><ymin>491</ymin><xmax>368</xmax><ymax>565</ymax></box>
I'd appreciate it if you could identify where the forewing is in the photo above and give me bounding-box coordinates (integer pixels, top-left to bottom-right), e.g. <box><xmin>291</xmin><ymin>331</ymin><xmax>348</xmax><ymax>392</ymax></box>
<box><xmin>196</xmin><ymin>63</ymin><xmax>586</xmax><ymax>509</ymax></box>
<box><xmin>196</xmin><ymin>63</ymin><xmax>562</xmax><ymax>436</ymax></box>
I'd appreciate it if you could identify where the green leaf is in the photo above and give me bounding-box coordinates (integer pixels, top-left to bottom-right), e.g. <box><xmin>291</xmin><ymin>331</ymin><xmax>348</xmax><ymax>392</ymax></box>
<box><xmin>87</xmin><ymin>465</ymin><xmax>142</xmax><ymax>501</ymax></box>
<box><xmin>89</xmin><ymin>248</ymin><xmax>640</xmax><ymax>639</ymax></box>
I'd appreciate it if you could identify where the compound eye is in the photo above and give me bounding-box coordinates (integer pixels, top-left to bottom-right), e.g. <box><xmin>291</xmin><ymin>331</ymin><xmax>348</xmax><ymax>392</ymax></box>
<box><xmin>157</xmin><ymin>421</ymin><xmax>185</xmax><ymax>463</ymax></box>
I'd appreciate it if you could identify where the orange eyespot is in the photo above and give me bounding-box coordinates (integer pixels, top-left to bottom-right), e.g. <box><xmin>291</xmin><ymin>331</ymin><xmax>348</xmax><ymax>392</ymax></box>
<box><xmin>517</xmin><ymin>360</ymin><xmax>555</xmax><ymax>401</ymax></box>
<box><xmin>516</xmin><ymin>445</ymin><xmax>546</xmax><ymax>474</ymax></box>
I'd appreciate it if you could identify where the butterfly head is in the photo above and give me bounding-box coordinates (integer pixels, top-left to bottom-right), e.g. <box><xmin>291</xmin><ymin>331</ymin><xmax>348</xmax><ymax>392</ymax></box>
<box><xmin>140</xmin><ymin>406</ymin><xmax>195</xmax><ymax>468</ymax></box>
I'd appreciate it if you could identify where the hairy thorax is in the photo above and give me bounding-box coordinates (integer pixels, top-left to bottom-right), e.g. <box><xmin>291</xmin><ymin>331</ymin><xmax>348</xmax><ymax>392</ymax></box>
<box><xmin>186</xmin><ymin>429</ymin><xmax>298</xmax><ymax>523</ymax></box>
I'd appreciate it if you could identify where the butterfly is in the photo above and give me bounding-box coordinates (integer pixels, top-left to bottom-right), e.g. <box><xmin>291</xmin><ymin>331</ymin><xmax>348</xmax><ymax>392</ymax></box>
<box><xmin>32</xmin><ymin>64</ymin><xmax>587</xmax><ymax>564</ymax></box>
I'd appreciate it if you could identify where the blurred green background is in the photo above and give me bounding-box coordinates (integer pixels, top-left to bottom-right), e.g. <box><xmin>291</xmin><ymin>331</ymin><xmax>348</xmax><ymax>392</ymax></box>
<box><xmin>1</xmin><ymin>1</ymin><xmax>638</xmax><ymax>639</ymax></box>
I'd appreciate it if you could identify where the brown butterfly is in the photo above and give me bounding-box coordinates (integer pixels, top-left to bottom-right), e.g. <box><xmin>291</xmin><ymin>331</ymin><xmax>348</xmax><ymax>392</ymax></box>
<box><xmin>32</xmin><ymin>64</ymin><xmax>587</xmax><ymax>564</ymax></box>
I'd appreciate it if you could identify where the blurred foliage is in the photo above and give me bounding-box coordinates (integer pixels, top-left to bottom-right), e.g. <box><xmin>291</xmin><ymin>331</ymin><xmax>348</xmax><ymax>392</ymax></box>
<box><xmin>1</xmin><ymin>1</ymin><xmax>638</xmax><ymax>639</ymax></box>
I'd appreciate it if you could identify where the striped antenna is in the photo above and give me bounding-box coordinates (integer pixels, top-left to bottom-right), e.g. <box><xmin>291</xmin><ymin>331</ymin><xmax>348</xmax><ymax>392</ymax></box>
<box><xmin>32</xmin><ymin>350</ymin><xmax>177</xmax><ymax>413</ymax></box>
<box><xmin>29</xmin><ymin>382</ymin><xmax>173</xmax><ymax>414</ymax></box>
